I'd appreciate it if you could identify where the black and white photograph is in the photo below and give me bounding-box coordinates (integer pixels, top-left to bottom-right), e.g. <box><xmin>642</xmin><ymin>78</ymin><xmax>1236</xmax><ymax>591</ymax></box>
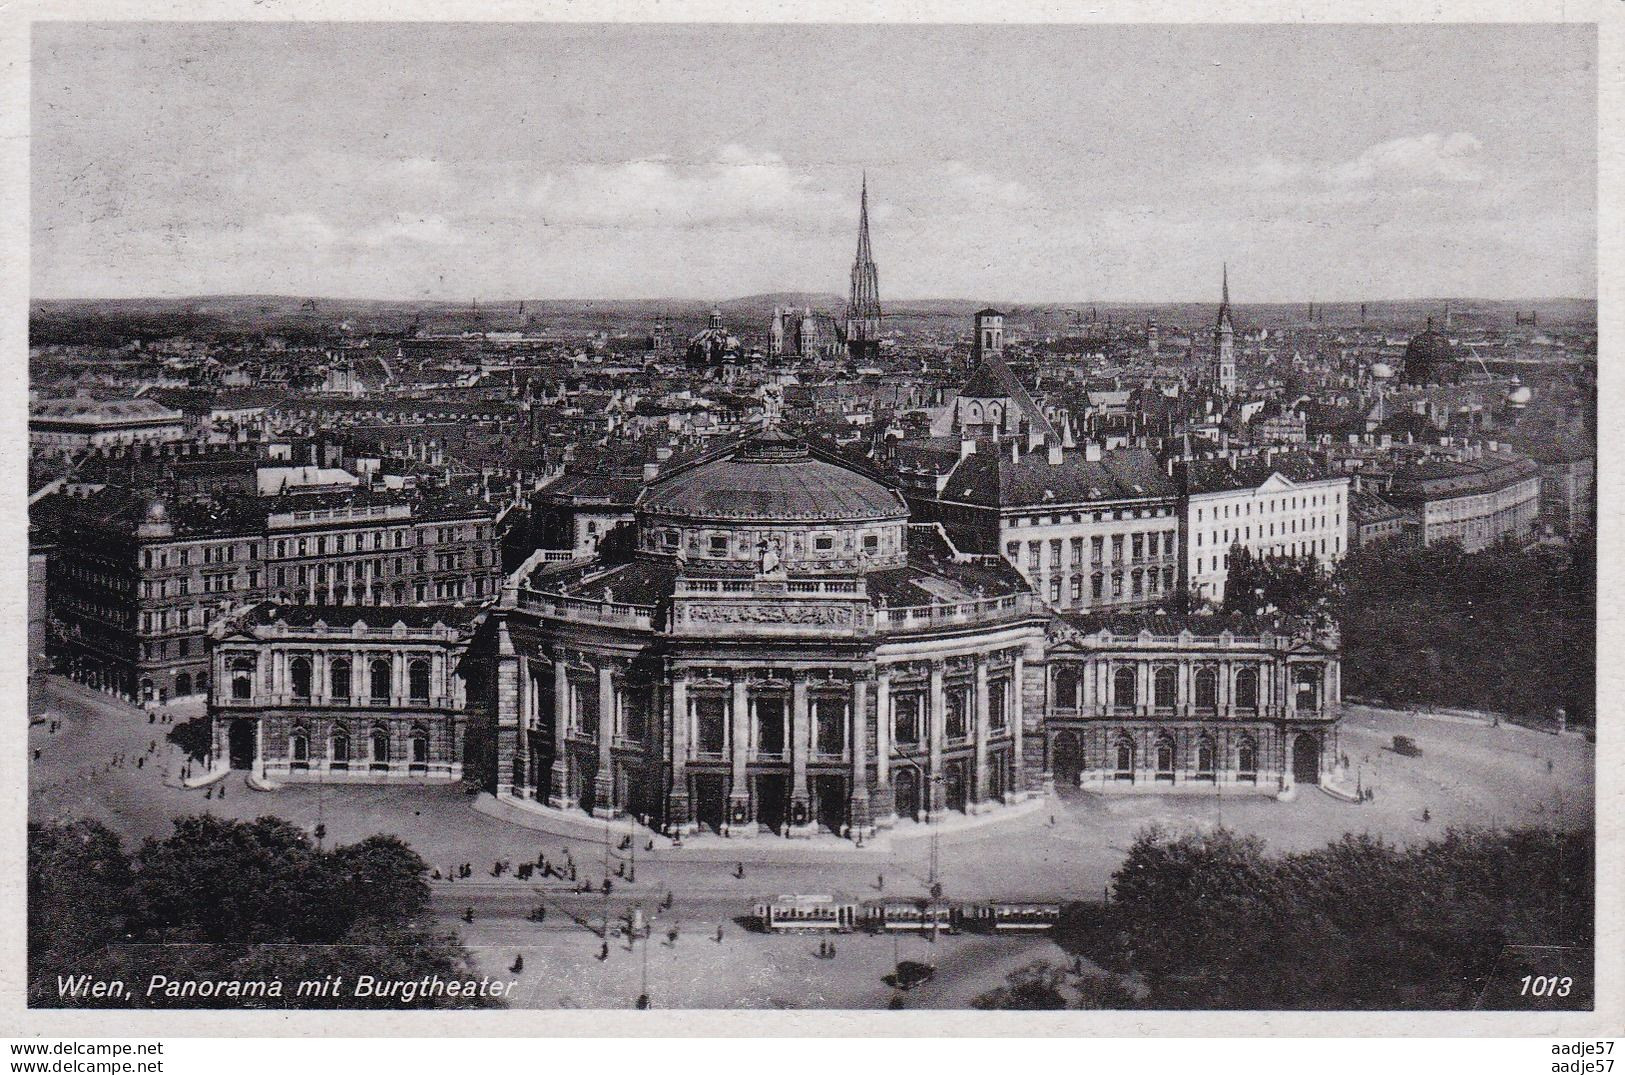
<box><xmin>10</xmin><ymin>7</ymin><xmax>1617</xmax><ymax>1047</ymax></box>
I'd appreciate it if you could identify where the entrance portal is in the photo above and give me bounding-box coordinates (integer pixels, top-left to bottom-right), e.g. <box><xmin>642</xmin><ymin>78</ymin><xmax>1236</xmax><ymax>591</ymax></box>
<box><xmin>894</xmin><ymin>767</ymin><xmax>920</xmax><ymax>822</ymax></box>
<box><xmin>944</xmin><ymin>760</ymin><xmax>967</xmax><ymax>813</ymax></box>
<box><xmin>1052</xmin><ymin>731</ymin><xmax>1082</xmax><ymax>787</ymax></box>
<box><xmin>1292</xmin><ymin>733</ymin><xmax>1321</xmax><ymax>785</ymax></box>
<box><xmin>756</xmin><ymin>774</ymin><xmax>789</xmax><ymax>834</ymax></box>
<box><xmin>227</xmin><ymin>719</ymin><xmax>256</xmax><ymax>770</ymax></box>
<box><xmin>814</xmin><ymin>774</ymin><xmax>846</xmax><ymax>834</ymax></box>
<box><xmin>694</xmin><ymin>774</ymin><xmax>727</xmax><ymax>833</ymax></box>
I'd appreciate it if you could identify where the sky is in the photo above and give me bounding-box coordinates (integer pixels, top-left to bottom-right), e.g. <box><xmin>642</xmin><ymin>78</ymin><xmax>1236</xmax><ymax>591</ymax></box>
<box><xmin>31</xmin><ymin>23</ymin><xmax>1596</xmax><ymax>303</ymax></box>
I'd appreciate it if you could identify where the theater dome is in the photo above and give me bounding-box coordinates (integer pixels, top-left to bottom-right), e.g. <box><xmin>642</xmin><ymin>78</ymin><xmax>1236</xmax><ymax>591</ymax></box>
<box><xmin>641</xmin><ymin>430</ymin><xmax>905</xmax><ymax>524</ymax></box>
<box><xmin>636</xmin><ymin>430</ymin><xmax>909</xmax><ymax>572</ymax></box>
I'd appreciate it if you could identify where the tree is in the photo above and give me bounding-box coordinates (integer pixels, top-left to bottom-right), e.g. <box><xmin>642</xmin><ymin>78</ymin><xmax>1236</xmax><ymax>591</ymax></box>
<box><xmin>1086</xmin><ymin>823</ymin><xmax>1593</xmax><ymax>1010</ymax></box>
<box><xmin>30</xmin><ymin>815</ymin><xmax>500</xmax><ymax>1010</ymax></box>
<box><xmin>28</xmin><ymin>820</ymin><xmax>132</xmax><ymax>1007</ymax></box>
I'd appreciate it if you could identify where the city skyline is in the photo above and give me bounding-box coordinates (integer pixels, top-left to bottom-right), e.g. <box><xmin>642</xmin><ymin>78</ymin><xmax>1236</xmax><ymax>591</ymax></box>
<box><xmin>32</xmin><ymin>23</ymin><xmax>1596</xmax><ymax>303</ymax></box>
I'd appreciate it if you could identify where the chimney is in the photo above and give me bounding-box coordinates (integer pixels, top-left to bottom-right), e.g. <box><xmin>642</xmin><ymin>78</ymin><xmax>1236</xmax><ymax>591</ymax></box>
<box><xmin>1027</xmin><ymin>429</ymin><xmax>1044</xmax><ymax>452</ymax></box>
<box><xmin>1084</xmin><ymin>441</ymin><xmax>1103</xmax><ymax>463</ymax></box>
<box><xmin>959</xmin><ymin>438</ymin><xmax>977</xmax><ymax>460</ymax></box>
<box><xmin>643</xmin><ymin>462</ymin><xmax>660</xmax><ymax>482</ymax></box>
<box><xmin>1047</xmin><ymin>442</ymin><xmax>1063</xmax><ymax>466</ymax></box>
<box><xmin>1010</xmin><ymin>440</ymin><xmax>1020</xmax><ymax>464</ymax></box>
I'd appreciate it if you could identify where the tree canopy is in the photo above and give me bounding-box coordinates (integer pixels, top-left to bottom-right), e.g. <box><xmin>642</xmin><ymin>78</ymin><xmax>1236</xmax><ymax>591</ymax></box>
<box><xmin>1085</xmin><ymin>823</ymin><xmax>1592</xmax><ymax>1009</ymax></box>
<box><xmin>29</xmin><ymin>816</ymin><xmax>499</xmax><ymax>1010</ymax></box>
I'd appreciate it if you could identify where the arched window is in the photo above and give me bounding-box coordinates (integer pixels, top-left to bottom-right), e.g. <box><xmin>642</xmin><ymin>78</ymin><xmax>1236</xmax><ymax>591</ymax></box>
<box><xmin>1196</xmin><ymin>736</ymin><xmax>1216</xmax><ymax>780</ymax></box>
<box><xmin>988</xmin><ymin>402</ymin><xmax>1003</xmax><ymax>425</ymax></box>
<box><xmin>331</xmin><ymin>726</ymin><xmax>351</xmax><ymax>770</ymax></box>
<box><xmin>1053</xmin><ymin>667</ymin><xmax>1079</xmax><ymax>710</ymax></box>
<box><xmin>408</xmin><ymin>659</ymin><xmax>431</xmax><ymax>703</ymax></box>
<box><xmin>1237</xmin><ymin>737</ymin><xmax>1258</xmax><ymax>782</ymax></box>
<box><xmin>1293</xmin><ymin>666</ymin><xmax>1322</xmax><ymax>712</ymax></box>
<box><xmin>175</xmin><ymin>672</ymin><xmax>192</xmax><ymax>698</ymax></box>
<box><xmin>1154</xmin><ymin>667</ymin><xmax>1177</xmax><ymax>710</ymax></box>
<box><xmin>370</xmin><ymin>658</ymin><xmax>392</xmax><ymax>703</ymax></box>
<box><xmin>230</xmin><ymin>657</ymin><xmax>255</xmax><ymax>699</ymax></box>
<box><xmin>1112</xmin><ymin>667</ymin><xmax>1137</xmax><ymax>709</ymax></box>
<box><xmin>330</xmin><ymin>658</ymin><xmax>351</xmax><ymax>700</ymax></box>
<box><xmin>1114</xmin><ymin>738</ymin><xmax>1134</xmax><ymax>781</ymax></box>
<box><xmin>1235</xmin><ymin>667</ymin><xmax>1259</xmax><ymax>711</ymax></box>
<box><xmin>966</xmin><ymin>401</ymin><xmax>983</xmax><ymax>423</ymax></box>
<box><xmin>289</xmin><ymin>729</ymin><xmax>309</xmax><ymax>770</ymax></box>
<box><xmin>290</xmin><ymin>656</ymin><xmax>312</xmax><ymax>700</ymax></box>
<box><xmin>370</xmin><ymin>725</ymin><xmax>390</xmax><ymax>769</ymax></box>
<box><xmin>1194</xmin><ymin>667</ymin><xmax>1218</xmax><ymax>710</ymax></box>
<box><xmin>1155</xmin><ymin>736</ymin><xmax>1176</xmax><ymax>781</ymax></box>
<box><xmin>410</xmin><ymin>725</ymin><xmax>429</xmax><ymax>770</ymax></box>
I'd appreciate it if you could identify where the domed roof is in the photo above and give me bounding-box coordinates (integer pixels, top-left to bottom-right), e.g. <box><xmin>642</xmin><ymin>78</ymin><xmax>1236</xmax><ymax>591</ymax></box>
<box><xmin>1405</xmin><ymin>327</ymin><xmax>1457</xmax><ymax>364</ymax></box>
<box><xmin>1402</xmin><ymin>325</ymin><xmax>1460</xmax><ymax>384</ymax></box>
<box><xmin>639</xmin><ymin>431</ymin><xmax>907</xmax><ymax>524</ymax></box>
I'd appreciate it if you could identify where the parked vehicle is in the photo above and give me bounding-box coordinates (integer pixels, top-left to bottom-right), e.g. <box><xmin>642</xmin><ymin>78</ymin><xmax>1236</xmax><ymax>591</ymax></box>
<box><xmin>1392</xmin><ymin>735</ymin><xmax>1423</xmax><ymax>757</ymax></box>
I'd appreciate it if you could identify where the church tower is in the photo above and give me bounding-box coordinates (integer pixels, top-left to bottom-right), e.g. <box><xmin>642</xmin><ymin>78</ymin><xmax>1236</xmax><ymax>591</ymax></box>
<box><xmin>843</xmin><ymin>174</ymin><xmax>883</xmax><ymax>363</ymax></box>
<box><xmin>1213</xmin><ymin>263</ymin><xmax>1236</xmax><ymax>396</ymax></box>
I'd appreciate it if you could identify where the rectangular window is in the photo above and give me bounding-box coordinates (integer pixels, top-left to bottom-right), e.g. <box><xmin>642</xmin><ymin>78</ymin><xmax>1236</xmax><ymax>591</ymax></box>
<box><xmin>893</xmin><ymin>694</ymin><xmax>921</xmax><ymax>745</ymax></box>
<box><xmin>694</xmin><ymin>696</ymin><xmax>725</xmax><ymax>755</ymax></box>
<box><xmin>755</xmin><ymin>696</ymin><xmax>786</xmax><ymax>757</ymax></box>
<box><xmin>1091</xmin><ymin>536</ymin><xmax>1104</xmax><ymax>565</ymax></box>
<box><xmin>1111</xmin><ymin>535</ymin><xmax>1123</xmax><ymax>563</ymax></box>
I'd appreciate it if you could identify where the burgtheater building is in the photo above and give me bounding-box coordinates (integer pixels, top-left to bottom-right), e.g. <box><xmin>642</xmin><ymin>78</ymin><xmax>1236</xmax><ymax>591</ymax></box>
<box><xmin>1046</xmin><ymin>614</ymin><xmax>1341</xmax><ymax>792</ymax></box>
<box><xmin>464</xmin><ymin>429</ymin><xmax>1344</xmax><ymax>839</ymax></box>
<box><xmin>467</xmin><ymin>430</ymin><xmax>1050</xmax><ymax>837</ymax></box>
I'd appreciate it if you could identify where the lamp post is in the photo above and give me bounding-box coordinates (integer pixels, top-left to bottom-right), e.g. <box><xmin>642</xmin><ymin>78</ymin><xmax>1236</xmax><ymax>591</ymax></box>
<box><xmin>891</xmin><ymin>753</ymin><xmax>943</xmax><ymax>942</ymax></box>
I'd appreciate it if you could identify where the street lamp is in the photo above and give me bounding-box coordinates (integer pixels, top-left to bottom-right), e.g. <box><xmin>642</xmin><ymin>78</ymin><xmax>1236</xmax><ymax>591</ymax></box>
<box><xmin>891</xmin><ymin>753</ymin><xmax>944</xmax><ymax>943</ymax></box>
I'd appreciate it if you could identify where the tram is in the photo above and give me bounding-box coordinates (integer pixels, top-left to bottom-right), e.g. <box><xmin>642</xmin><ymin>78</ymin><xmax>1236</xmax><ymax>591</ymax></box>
<box><xmin>861</xmin><ymin>900</ymin><xmax>956</xmax><ymax>934</ymax></box>
<box><xmin>753</xmin><ymin>894</ymin><xmax>860</xmax><ymax>933</ymax></box>
<box><xmin>957</xmin><ymin>901</ymin><xmax>1063</xmax><ymax>932</ymax></box>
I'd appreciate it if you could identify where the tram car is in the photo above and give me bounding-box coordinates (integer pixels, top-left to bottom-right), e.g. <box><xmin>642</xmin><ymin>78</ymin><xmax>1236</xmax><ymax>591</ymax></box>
<box><xmin>753</xmin><ymin>894</ymin><xmax>860</xmax><ymax>933</ymax></box>
<box><xmin>956</xmin><ymin>901</ymin><xmax>1064</xmax><ymax>933</ymax></box>
<box><xmin>860</xmin><ymin>899</ymin><xmax>957</xmax><ymax>934</ymax></box>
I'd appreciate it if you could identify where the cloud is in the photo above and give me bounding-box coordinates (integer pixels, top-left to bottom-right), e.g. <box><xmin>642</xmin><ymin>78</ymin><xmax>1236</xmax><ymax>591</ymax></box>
<box><xmin>1329</xmin><ymin>132</ymin><xmax>1485</xmax><ymax>186</ymax></box>
<box><xmin>1216</xmin><ymin>132</ymin><xmax>1486</xmax><ymax>196</ymax></box>
<box><xmin>526</xmin><ymin>144</ymin><xmax>845</xmax><ymax>231</ymax></box>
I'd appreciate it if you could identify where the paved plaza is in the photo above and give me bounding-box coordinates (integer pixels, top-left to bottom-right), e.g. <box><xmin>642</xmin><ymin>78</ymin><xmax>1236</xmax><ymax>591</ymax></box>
<box><xmin>29</xmin><ymin>674</ymin><xmax>1594</xmax><ymax>1008</ymax></box>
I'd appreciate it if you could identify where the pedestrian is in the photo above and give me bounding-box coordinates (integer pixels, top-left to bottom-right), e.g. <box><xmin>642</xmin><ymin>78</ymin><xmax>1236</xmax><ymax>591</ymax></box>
<box><xmin>667</xmin><ymin>926</ymin><xmax>678</xmax><ymax>945</ymax></box>
<box><xmin>510</xmin><ymin>955</ymin><xmax>524</xmax><ymax>974</ymax></box>
<box><xmin>715</xmin><ymin>924</ymin><xmax>723</xmax><ymax>943</ymax></box>
<box><xmin>603</xmin><ymin>878</ymin><xmax>613</xmax><ymax>895</ymax></box>
<box><xmin>1050</xmin><ymin>815</ymin><xmax>1056</xmax><ymax>826</ymax></box>
<box><xmin>598</xmin><ymin>941</ymin><xmax>609</xmax><ymax>961</ymax></box>
<box><xmin>136</xmin><ymin>757</ymin><xmax>144</xmax><ymax>769</ymax></box>
<box><xmin>646</xmin><ymin>839</ymin><xmax>655</xmax><ymax>853</ymax></box>
<box><xmin>149</xmin><ymin>713</ymin><xmax>156</xmax><ymax>725</ymax></box>
<box><xmin>32</xmin><ymin>748</ymin><xmax>40</xmax><ymax>761</ymax></box>
<box><xmin>877</xmin><ymin>873</ymin><xmax>884</xmax><ymax>891</ymax></box>
<box><xmin>734</xmin><ymin>862</ymin><xmax>745</xmax><ymax>879</ymax></box>
<box><xmin>219</xmin><ymin>785</ymin><xmax>226</xmax><ymax>799</ymax></box>
<box><xmin>569</xmin><ymin>865</ymin><xmax>577</xmax><ymax>882</ymax></box>
<box><xmin>205</xmin><ymin>788</ymin><xmax>213</xmax><ymax>800</ymax></box>
<box><xmin>463</xmin><ymin>906</ymin><xmax>475</xmax><ymax>924</ymax></box>
<box><xmin>537</xmin><ymin>850</ymin><xmax>547</xmax><ymax>868</ymax></box>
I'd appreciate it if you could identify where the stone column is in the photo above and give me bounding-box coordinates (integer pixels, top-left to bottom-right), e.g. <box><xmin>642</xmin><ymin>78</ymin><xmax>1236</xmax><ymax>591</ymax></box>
<box><xmin>593</xmin><ymin>664</ymin><xmax>616</xmax><ymax>817</ymax></box>
<box><xmin>973</xmin><ymin>657</ymin><xmax>990</xmax><ymax>810</ymax></box>
<box><xmin>927</xmin><ymin>660</ymin><xmax>946</xmax><ymax>818</ymax></box>
<box><xmin>548</xmin><ymin>657</ymin><xmax>574</xmax><ymax>810</ymax></box>
<box><xmin>872</xmin><ymin>667</ymin><xmax>893</xmax><ymax>826</ymax></box>
<box><xmin>1012</xmin><ymin>650</ymin><xmax>1028</xmax><ymax>797</ymax></box>
<box><xmin>790</xmin><ymin>672</ymin><xmax>812</xmax><ymax>832</ymax></box>
<box><xmin>727</xmin><ymin>673</ymin><xmax>753</xmax><ymax>835</ymax></box>
<box><xmin>849</xmin><ymin>674</ymin><xmax>871</xmax><ymax>836</ymax></box>
<box><xmin>668</xmin><ymin>671</ymin><xmax>691</xmax><ymax>833</ymax></box>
